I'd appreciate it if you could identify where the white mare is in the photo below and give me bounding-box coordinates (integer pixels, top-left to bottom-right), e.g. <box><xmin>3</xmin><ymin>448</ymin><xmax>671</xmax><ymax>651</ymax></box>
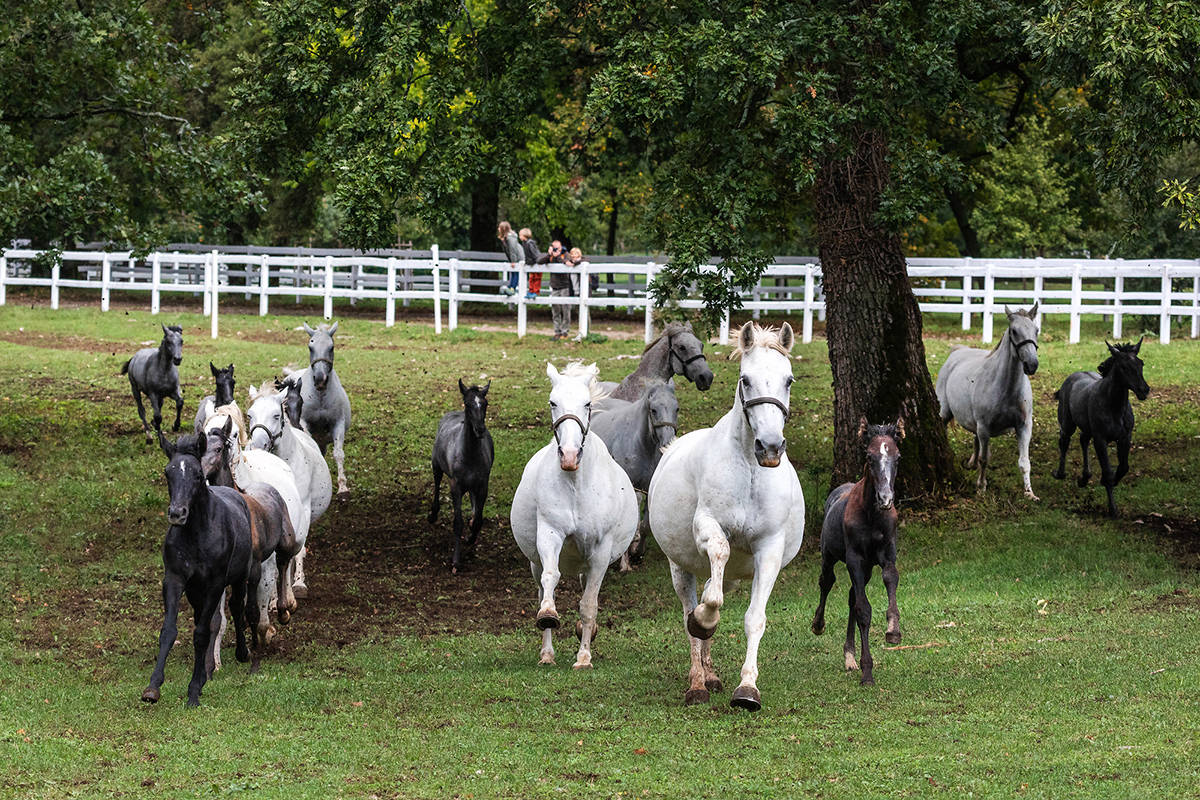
<box><xmin>246</xmin><ymin>381</ymin><xmax>332</xmax><ymax>597</ymax></box>
<box><xmin>647</xmin><ymin>322</ymin><xmax>805</xmax><ymax>711</ymax></box>
<box><xmin>510</xmin><ymin>362</ymin><xmax>639</xmax><ymax>669</ymax></box>
<box><xmin>203</xmin><ymin>406</ymin><xmax>311</xmax><ymax>667</ymax></box>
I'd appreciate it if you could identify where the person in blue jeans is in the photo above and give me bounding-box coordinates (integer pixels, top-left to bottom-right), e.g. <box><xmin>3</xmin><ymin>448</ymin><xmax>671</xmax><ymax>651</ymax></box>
<box><xmin>497</xmin><ymin>221</ymin><xmax>523</xmax><ymax>295</ymax></box>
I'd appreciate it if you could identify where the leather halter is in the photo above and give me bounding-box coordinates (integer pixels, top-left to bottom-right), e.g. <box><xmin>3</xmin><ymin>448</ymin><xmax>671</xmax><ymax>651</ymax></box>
<box><xmin>670</xmin><ymin>347</ymin><xmax>707</xmax><ymax>376</ymax></box>
<box><xmin>310</xmin><ymin>357</ymin><xmax>334</xmax><ymax>369</ymax></box>
<box><xmin>551</xmin><ymin>410</ymin><xmax>591</xmax><ymax>453</ymax></box>
<box><xmin>248</xmin><ymin>422</ymin><xmax>282</xmax><ymax>450</ymax></box>
<box><xmin>1009</xmin><ymin>328</ymin><xmax>1038</xmax><ymax>351</ymax></box>
<box><xmin>739</xmin><ymin>383</ymin><xmax>790</xmax><ymax>422</ymax></box>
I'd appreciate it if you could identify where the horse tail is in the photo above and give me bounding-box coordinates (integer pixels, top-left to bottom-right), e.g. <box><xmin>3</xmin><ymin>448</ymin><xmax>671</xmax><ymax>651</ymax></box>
<box><xmin>119</xmin><ymin>359</ymin><xmax>131</xmax><ymax>375</ymax></box>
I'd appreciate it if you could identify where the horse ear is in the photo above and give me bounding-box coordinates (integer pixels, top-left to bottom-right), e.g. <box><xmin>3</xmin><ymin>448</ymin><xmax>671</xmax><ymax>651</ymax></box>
<box><xmin>302</xmin><ymin>322</ymin><xmax>316</xmax><ymax>336</ymax></box>
<box><xmin>1028</xmin><ymin>301</ymin><xmax>1038</xmax><ymax>318</ymax></box>
<box><xmin>856</xmin><ymin>416</ymin><xmax>868</xmax><ymax>442</ymax></box>
<box><xmin>158</xmin><ymin>431</ymin><xmax>174</xmax><ymax>458</ymax></box>
<box><xmin>459</xmin><ymin>378</ymin><xmax>468</xmax><ymax>395</ymax></box>
<box><xmin>221</xmin><ymin>416</ymin><xmax>233</xmax><ymax>437</ymax></box>
<box><xmin>778</xmin><ymin>322</ymin><xmax>794</xmax><ymax>352</ymax></box>
<box><xmin>227</xmin><ymin>363</ymin><xmax>234</xmax><ymax>375</ymax></box>
<box><xmin>328</xmin><ymin>321</ymin><xmax>338</xmax><ymax>336</ymax></box>
<box><xmin>1106</xmin><ymin>340</ymin><xmax>1119</xmax><ymax>356</ymax></box>
<box><xmin>210</xmin><ymin>361</ymin><xmax>218</xmax><ymax>377</ymax></box>
<box><xmin>247</xmin><ymin>387</ymin><xmax>255</xmax><ymax>401</ymax></box>
<box><xmin>738</xmin><ymin>322</ymin><xmax>756</xmax><ymax>351</ymax></box>
<box><xmin>161</xmin><ymin>323</ymin><xmax>168</xmax><ymax>335</ymax></box>
<box><xmin>482</xmin><ymin>380</ymin><xmax>491</xmax><ymax>395</ymax></box>
<box><xmin>1004</xmin><ymin>304</ymin><xmax>1013</xmax><ymax>318</ymax></box>
<box><xmin>546</xmin><ymin>362</ymin><xmax>560</xmax><ymax>383</ymax></box>
<box><xmin>894</xmin><ymin>417</ymin><xmax>906</xmax><ymax>442</ymax></box>
<box><xmin>1134</xmin><ymin>335</ymin><xmax>1144</xmax><ymax>354</ymax></box>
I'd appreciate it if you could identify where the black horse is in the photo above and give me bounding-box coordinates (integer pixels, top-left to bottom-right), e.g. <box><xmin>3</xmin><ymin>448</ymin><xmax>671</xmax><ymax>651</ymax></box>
<box><xmin>142</xmin><ymin>433</ymin><xmax>256</xmax><ymax>707</ymax></box>
<box><xmin>194</xmin><ymin>362</ymin><xmax>236</xmax><ymax>433</ymax></box>
<box><xmin>429</xmin><ymin>380</ymin><xmax>494</xmax><ymax>573</ymax></box>
<box><xmin>274</xmin><ymin>375</ymin><xmax>305</xmax><ymax>429</ymax></box>
<box><xmin>812</xmin><ymin>419</ymin><xmax>904</xmax><ymax>687</ymax></box>
<box><xmin>1052</xmin><ymin>338</ymin><xmax>1150</xmax><ymax>517</ymax></box>
<box><xmin>121</xmin><ymin>324</ymin><xmax>184</xmax><ymax>442</ymax></box>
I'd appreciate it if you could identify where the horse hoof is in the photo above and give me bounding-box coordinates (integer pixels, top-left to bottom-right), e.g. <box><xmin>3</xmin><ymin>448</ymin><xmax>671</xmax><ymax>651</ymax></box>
<box><xmin>686</xmin><ymin>610</ymin><xmax>716</xmax><ymax>640</ymax></box>
<box><xmin>538</xmin><ymin>655</ymin><xmax>555</xmax><ymax>666</ymax></box>
<box><xmin>811</xmin><ymin>620</ymin><xmax>825</xmax><ymax>636</ymax></box>
<box><xmin>337</xmin><ymin>488</ymin><xmax>350</xmax><ymax>500</ymax></box>
<box><xmin>1025</xmin><ymin>491</ymin><xmax>1040</xmax><ymax>502</ymax></box>
<box><xmin>844</xmin><ymin>652</ymin><xmax>860</xmax><ymax>671</ymax></box>
<box><xmin>140</xmin><ymin>687</ymin><xmax>160</xmax><ymax>703</ymax></box>
<box><xmin>250</xmin><ymin>657</ymin><xmax>261</xmax><ymax>675</ymax></box>
<box><xmin>684</xmin><ymin>689</ymin><xmax>709</xmax><ymax>706</ymax></box>
<box><xmin>1052</xmin><ymin>469</ymin><xmax>1064</xmax><ymax>480</ymax></box>
<box><xmin>705</xmin><ymin>676</ymin><xmax>723</xmax><ymax>693</ymax></box>
<box><xmin>572</xmin><ymin>661</ymin><xmax>592</xmax><ymax>670</ymax></box>
<box><xmin>186</xmin><ymin>698</ymin><xmax>200</xmax><ymax>708</ymax></box>
<box><xmin>278</xmin><ymin>608</ymin><xmax>290</xmax><ymax>626</ymax></box>
<box><xmin>885</xmin><ymin>631</ymin><xmax>901</xmax><ymax>645</ymax></box>
<box><xmin>536</xmin><ymin>611</ymin><xmax>560</xmax><ymax>630</ymax></box>
<box><xmin>235</xmin><ymin>646</ymin><xmax>250</xmax><ymax>663</ymax></box>
<box><xmin>730</xmin><ymin>686</ymin><xmax>761</xmax><ymax>712</ymax></box>
<box><xmin>860</xmin><ymin>675</ymin><xmax>876</xmax><ymax>687</ymax></box>
<box><xmin>292</xmin><ymin>583</ymin><xmax>307</xmax><ymax>600</ymax></box>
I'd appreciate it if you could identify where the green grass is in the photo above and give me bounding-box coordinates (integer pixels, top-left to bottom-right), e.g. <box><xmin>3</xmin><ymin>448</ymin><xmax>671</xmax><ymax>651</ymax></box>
<box><xmin>1</xmin><ymin>298</ymin><xmax>1198</xmax><ymax>799</ymax></box>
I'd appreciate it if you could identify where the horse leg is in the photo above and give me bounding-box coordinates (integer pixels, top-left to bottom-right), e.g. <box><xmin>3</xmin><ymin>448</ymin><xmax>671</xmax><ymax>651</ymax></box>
<box><xmin>187</xmin><ymin>584</ymin><xmax>224</xmax><ymax>707</ymax></box>
<box><xmin>427</xmin><ymin>464</ymin><xmax>442</xmax><ymax>523</ymax></box>
<box><xmin>572</xmin><ymin>557</ymin><xmax>609</xmax><ymax>669</ymax></box>
<box><xmin>846</xmin><ymin>555</ymin><xmax>875</xmax><ymax>686</ymax></box>
<box><xmin>730</xmin><ymin>545</ymin><xmax>784</xmax><ymax>711</ymax></box>
<box><xmin>332</xmin><ymin>423</ymin><xmax>349</xmax><ymax>496</ymax></box>
<box><xmin>975</xmin><ymin>433</ymin><xmax>990</xmax><ymax>495</ymax></box>
<box><xmin>811</xmin><ymin>552</ymin><xmax>837</xmax><ymax>635</ymax></box>
<box><xmin>130</xmin><ymin>379</ymin><xmax>152</xmax><ymax>442</ymax></box>
<box><xmin>1078</xmin><ymin>432</ymin><xmax>1092</xmax><ymax>487</ymax></box>
<box><xmin>206</xmin><ymin>592</ymin><xmax>227</xmax><ymax>676</ymax></box>
<box><xmin>967</xmin><ymin>436</ymin><xmax>978</xmax><ymax>469</ymax></box>
<box><xmin>700</xmin><ymin>639</ymin><xmax>721</xmax><ymax>694</ymax></box>
<box><xmin>1017</xmin><ymin>421</ymin><xmax>1038</xmax><ymax>500</ymax></box>
<box><xmin>843</xmin><ymin>585</ymin><xmax>858</xmax><ymax>672</ymax></box>
<box><xmin>1114</xmin><ymin>435</ymin><xmax>1131</xmax><ymax>485</ymax></box>
<box><xmin>171</xmin><ymin>387</ymin><xmax>183</xmax><ymax>432</ymax></box>
<box><xmin>141</xmin><ymin>574</ymin><xmax>184</xmax><ymax>703</ymax></box>
<box><xmin>668</xmin><ymin>561</ymin><xmax>709</xmax><ymax>705</ymax></box>
<box><xmin>245</xmin><ymin>561</ymin><xmax>262</xmax><ymax>673</ymax></box>
<box><xmin>467</xmin><ymin>481</ymin><xmax>486</xmax><ymax>548</ymax></box>
<box><xmin>449</xmin><ymin>484</ymin><xmax>465</xmax><ymax>573</ymax></box>
<box><xmin>1053</xmin><ymin>420</ymin><xmax>1074</xmax><ymax>480</ymax></box>
<box><xmin>229</xmin><ymin>580</ymin><xmax>249</xmax><ymax>664</ymax></box>
<box><xmin>1093</xmin><ymin>437</ymin><xmax>1117</xmax><ymax>517</ymax></box>
<box><xmin>882</xmin><ymin>557</ymin><xmax>901</xmax><ymax>645</ymax></box>
<box><xmin>148</xmin><ymin>391</ymin><xmax>165</xmax><ymax>438</ymax></box>
<box><xmin>687</xmin><ymin>513</ymin><xmax>729</xmax><ymax>638</ymax></box>
<box><xmin>531</xmin><ymin>562</ymin><xmax>556</xmax><ymax>665</ymax></box>
<box><xmin>534</xmin><ymin>524</ymin><xmax>564</xmax><ymax>634</ymax></box>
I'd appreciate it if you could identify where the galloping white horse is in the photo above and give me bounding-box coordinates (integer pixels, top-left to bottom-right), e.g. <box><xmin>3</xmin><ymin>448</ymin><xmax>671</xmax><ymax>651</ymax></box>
<box><xmin>246</xmin><ymin>380</ymin><xmax>332</xmax><ymax>597</ymax></box>
<box><xmin>510</xmin><ymin>362</ymin><xmax>639</xmax><ymax>669</ymax></box>
<box><xmin>202</xmin><ymin>406</ymin><xmax>310</xmax><ymax>664</ymax></box>
<box><xmin>647</xmin><ymin>322</ymin><xmax>805</xmax><ymax>710</ymax></box>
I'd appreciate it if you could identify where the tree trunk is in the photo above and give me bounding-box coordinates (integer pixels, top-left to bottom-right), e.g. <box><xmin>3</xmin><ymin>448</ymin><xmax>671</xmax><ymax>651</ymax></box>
<box><xmin>468</xmin><ymin>174</ymin><xmax>500</xmax><ymax>252</ymax></box>
<box><xmin>816</xmin><ymin>128</ymin><xmax>958</xmax><ymax>499</ymax></box>
<box><xmin>606</xmin><ymin>198</ymin><xmax>619</xmax><ymax>256</ymax></box>
<box><xmin>946</xmin><ymin>189</ymin><xmax>982</xmax><ymax>258</ymax></box>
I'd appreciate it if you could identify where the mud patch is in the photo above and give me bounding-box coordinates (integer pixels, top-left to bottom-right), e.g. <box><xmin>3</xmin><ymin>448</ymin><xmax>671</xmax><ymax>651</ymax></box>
<box><xmin>1132</xmin><ymin>513</ymin><xmax>1200</xmax><ymax>572</ymax></box>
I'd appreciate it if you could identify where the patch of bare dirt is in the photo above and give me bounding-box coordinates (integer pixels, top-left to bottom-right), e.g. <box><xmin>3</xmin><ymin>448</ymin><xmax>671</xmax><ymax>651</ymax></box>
<box><xmin>0</xmin><ymin>330</ymin><xmax>119</xmax><ymax>354</ymax></box>
<box><xmin>1132</xmin><ymin>513</ymin><xmax>1200</xmax><ymax>572</ymax></box>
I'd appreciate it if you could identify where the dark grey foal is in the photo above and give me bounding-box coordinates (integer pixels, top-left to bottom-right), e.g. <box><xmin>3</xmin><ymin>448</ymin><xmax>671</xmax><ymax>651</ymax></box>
<box><xmin>122</xmin><ymin>324</ymin><xmax>184</xmax><ymax>442</ymax></box>
<box><xmin>812</xmin><ymin>419</ymin><xmax>904</xmax><ymax>686</ymax></box>
<box><xmin>429</xmin><ymin>379</ymin><xmax>494</xmax><ymax>573</ymax></box>
<box><xmin>194</xmin><ymin>362</ymin><xmax>235</xmax><ymax>433</ymax></box>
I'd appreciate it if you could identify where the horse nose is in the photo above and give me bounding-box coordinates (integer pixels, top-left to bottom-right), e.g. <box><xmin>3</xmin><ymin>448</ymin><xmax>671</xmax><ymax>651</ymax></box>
<box><xmin>173</xmin><ymin>357</ymin><xmax>182</xmax><ymax>366</ymax></box>
<box><xmin>558</xmin><ymin>446</ymin><xmax>580</xmax><ymax>471</ymax></box>
<box><xmin>754</xmin><ymin>436</ymin><xmax>785</xmax><ymax>468</ymax></box>
<box><xmin>695</xmin><ymin>368</ymin><xmax>714</xmax><ymax>391</ymax></box>
<box><xmin>167</xmin><ymin>506</ymin><xmax>188</xmax><ymax>525</ymax></box>
<box><xmin>1024</xmin><ymin>357</ymin><xmax>1039</xmax><ymax>376</ymax></box>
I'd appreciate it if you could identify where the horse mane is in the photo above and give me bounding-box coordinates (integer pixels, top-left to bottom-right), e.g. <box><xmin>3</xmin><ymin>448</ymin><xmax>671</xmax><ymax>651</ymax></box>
<box><xmin>249</xmin><ymin>379</ymin><xmax>277</xmax><ymax>403</ymax></box>
<box><xmin>1097</xmin><ymin>341</ymin><xmax>1140</xmax><ymax>376</ymax></box>
<box><xmin>643</xmin><ymin>322</ymin><xmax>691</xmax><ymax>354</ymax></box>
<box><xmin>560</xmin><ymin>361</ymin><xmax>610</xmax><ymax>402</ymax></box>
<box><xmin>172</xmin><ymin>433</ymin><xmax>206</xmax><ymax>459</ymax></box>
<box><xmin>730</xmin><ymin>323</ymin><xmax>791</xmax><ymax>359</ymax></box>
<box><xmin>165</xmin><ymin>325</ymin><xmax>182</xmax><ymax>333</ymax></box>
<box><xmin>208</xmin><ymin>402</ymin><xmax>248</xmax><ymax>447</ymax></box>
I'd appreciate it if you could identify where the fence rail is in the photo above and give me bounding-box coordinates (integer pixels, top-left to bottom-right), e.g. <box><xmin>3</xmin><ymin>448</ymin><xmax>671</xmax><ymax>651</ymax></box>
<box><xmin>3</xmin><ymin>248</ymin><xmax>1199</xmax><ymax>345</ymax></box>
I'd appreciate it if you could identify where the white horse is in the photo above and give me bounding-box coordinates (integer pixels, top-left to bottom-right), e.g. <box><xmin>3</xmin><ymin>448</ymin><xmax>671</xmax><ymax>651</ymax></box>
<box><xmin>647</xmin><ymin>322</ymin><xmax>805</xmax><ymax>710</ymax></box>
<box><xmin>246</xmin><ymin>380</ymin><xmax>332</xmax><ymax>597</ymax></box>
<box><xmin>202</xmin><ymin>406</ymin><xmax>311</xmax><ymax>666</ymax></box>
<box><xmin>510</xmin><ymin>362</ymin><xmax>639</xmax><ymax>669</ymax></box>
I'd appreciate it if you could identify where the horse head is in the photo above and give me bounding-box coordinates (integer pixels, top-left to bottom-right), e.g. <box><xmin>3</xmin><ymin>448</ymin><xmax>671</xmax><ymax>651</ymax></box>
<box><xmin>667</xmin><ymin>322</ymin><xmax>714</xmax><ymax>391</ymax></box>
<box><xmin>275</xmin><ymin>375</ymin><xmax>304</xmax><ymax>427</ymax></box>
<box><xmin>201</xmin><ymin>413</ymin><xmax>239</xmax><ymax>484</ymax></box>
<box><xmin>859</xmin><ymin>417</ymin><xmax>904</xmax><ymax>511</ymax></box>
<box><xmin>210</xmin><ymin>362</ymin><xmax>235</xmax><ymax>406</ymax></box>
<box><xmin>644</xmin><ymin>381</ymin><xmax>679</xmax><ymax>450</ymax></box>
<box><xmin>547</xmin><ymin>362</ymin><xmax>599</xmax><ymax>471</ymax></box>
<box><xmin>161</xmin><ymin>325</ymin><xmax>183</xmax><ymax>367</ymax></box>
<box><xmin>1102</xmin><ymin>337</ymin><xmax>1150</xmax><ymax>401</ymax></box>
<box><xmin>161</xmin><ymin>432</ymin><xmax>207</xmax><ymax>526</ymax></box>
<box><xmin>247</xmin><ymin>381</ymin><xmax>287</xmax><ymax>451</ymax></box>
<box><xmin>459</xmin><ymin>378</ymin><xmax>490</xmax><ymax>439</ymax></box>
<box><xmin>303</xmin><ymin>321</ymin><xmax>338</xmax><ymax>391</ymax></box>
<box><xmin>734</xmin><ymin>322</ymin><xmax>795</xmax><ymax>468</ymax></box>
<box><xmin>1004</xmin><ymin>304</ymin><xmax>1040</xmax><ymax>376</ymax></box>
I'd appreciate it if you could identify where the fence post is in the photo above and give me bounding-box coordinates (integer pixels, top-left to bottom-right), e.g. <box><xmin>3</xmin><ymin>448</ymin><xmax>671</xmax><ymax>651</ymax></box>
<box><xmin>99</xmin><ymin>253</ymin><xmax>111</xmax><ymax>312</ymax></box>
<box><xmin>202</xmin><ymin>253</ymin><xmax>212</xmax><ymax>315</ymax></box>
<box><xmin>151</xmin><ymin>253</ymin><xmax>161</xmax><ymax>315</ymax></box>
<box><xmin>644</xmin><ymin>261</ymin><xmax>655</xmax><ymax>343</ymax></box>
<box><xmin>448</xmin><ymin>258</ymin><xmax>459</xmax><ymax>331</ymax></box>
<box><xmin>386</xmin><ymin>257</ymin><xmax>397</xmax><ymax>327</ymax></box>
<box><xmin>981</xmin><ymin>264</ymin><xmax>994</xmax><ymax>343</ymax></box>
<box><xmin>350</xmin><ymin>261</ymin><xmax>360</xmax><ymax>306</ymax></box>
<box><xmin>1191</xmin><ymin>268</ymin><xmax>1199</xmax><ymax>339</ymax></box>
<box><xmin>322</xmin><ymin>256</ymin><xmax>334</xmax><ymax>320</ymax></box>
<box><xmin>50</xmin><ymin>260</ymin><xmax>61</xmax><ymax>310</ymax></box>
<box><xmin>802</xmin><ymin>265</ymin><xmax>815</xmax><ymax>344</ymax></box>
<box><xmin>1033</xmin><ymin>270</ymin><xmax>1044</xmax><ymax>326</ymax></box>
<box><xmin>210</xmin><ymin>252</ymin><xmax>220</xmax><ymax>339</ymax></box>
<box><xmin>0</xmin><ymin>254</ymin><xmax>6</xmax><ymax>306</ymax></box>
<box><xmin>751</xmin><ymin>282</ymin><xmax>761</xmax><ymax>320</ymax></box>
<box><xmin>515</xmin><ymin>259</ymin><xmax>526</xmax><ymax>338</ymax></box>
<box><xmin>1068</xmin><ymin>264</ymin><xmax>1082</xmax><ymax>344</ymax></box>
<box><xmin>432</xmin><ymin>244</ymin><xmax>443</xmax><ymax>334</ymax></box>
<box><xmin>1113</xmin><ymin>271</ymin><xmax>1124</xmax><ymax>339</ymax></box>
<box><xmin>578</xmin><ymin>260</ymin><xmax>590</xmax><ymax>338</ymax></box>
<box><xmin>719</xmin><ymin>307</ymin><xmax>730</xmax><ymax>346</ymax></box>
<box><xmin>259</xmin><ymin>254</ymin><xmax>270</xmax><ymax>316</ymax></box>
<box><xmin>1159</xmin><ymin>264</ymin><xmax>1172</xmax><ymax>344</ymax></box>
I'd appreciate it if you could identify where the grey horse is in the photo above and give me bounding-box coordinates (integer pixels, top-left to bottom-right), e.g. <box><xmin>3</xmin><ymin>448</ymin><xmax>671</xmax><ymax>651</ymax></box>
<box><xmin>287</xmin><ymin>322</ymin><xmax>352</xmax><ymax>496</ymax></box>
<box><xmin>601</xmin><ymin>322</ymin><xmax>714</xmax><ymax>400</ymax></box>
<box><xmin>121</xmin><ymin>324</ymin><xmax>184</xmax><ymax>442</ymax></box>
<box><xmin>590</xmin><ymin>380</ymin><xmax>679</xmax><ymax>571</ymax></box>
<box><xmin>935</xmin><ymin>303</ymin><xmax>1041</xmax><ymax>499</ymax></box>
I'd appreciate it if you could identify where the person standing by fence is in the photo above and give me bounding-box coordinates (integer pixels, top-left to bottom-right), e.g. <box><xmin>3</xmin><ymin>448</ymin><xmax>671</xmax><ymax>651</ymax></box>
<box><xmin>519</xmin><ymin>228</ymin><xmax>542</xmax><ymax>299</ymax></box>
<box><xmin>540</xmin><ymin>240</ymin><xmax>573</xmax><ymax>339</ymax></box>
<box><xmin>498</xmin><ymin>221</ymin><xmax>523</xmax><ymax>296</ymax></box>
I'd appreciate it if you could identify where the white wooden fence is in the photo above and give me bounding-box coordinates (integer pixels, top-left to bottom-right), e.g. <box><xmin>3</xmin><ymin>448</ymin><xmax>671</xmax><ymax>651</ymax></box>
<box><xmin>2</xmin><ymin>248</ymin><xmax>1199</xmax><ymax>345</ymax></box>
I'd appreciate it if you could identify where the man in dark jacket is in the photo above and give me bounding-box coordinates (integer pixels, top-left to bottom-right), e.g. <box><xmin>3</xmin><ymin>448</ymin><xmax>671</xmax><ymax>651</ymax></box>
<box><xmin>519</xmin><ymin>228</ymin><xmax>542</xmax><ymax>299</ymax></box>
<box><xmin>538</xmin><ymin>240</ymin><xmax>573</xmax><ymax>339</ymax></box>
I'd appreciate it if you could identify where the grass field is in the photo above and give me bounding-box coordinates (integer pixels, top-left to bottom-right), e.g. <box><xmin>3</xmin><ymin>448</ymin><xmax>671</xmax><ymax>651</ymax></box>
<box><xmin>1</xmin><ymin>295</ymin><xmax>1198</xmax><ymax>799</ymax></box>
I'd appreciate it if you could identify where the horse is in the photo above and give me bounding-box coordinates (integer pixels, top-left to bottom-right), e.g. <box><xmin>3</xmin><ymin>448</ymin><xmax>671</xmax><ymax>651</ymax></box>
<box><xmin>600</xmin><ymin>322</ymin><xmax>714</xmax><ymax>401</ymax></box>
<box><xmin>1052</xmin><ymin>338</ymin><xmax>1150</xmax><ymax>517</ymax></box>
<box><xmin>589</xmin><ymin>380</ymin><xmax>679</xmax><ymax>571</ymax></box>
<box><xmin>935</xmin><ymin>304</ymin><xmax>1041</xmax><ymax>499</ymax></box>
<box><xmin>201</xmin><ymin>407</ymin><xmax>309</xmax><ymax>657</ymax></box>
<box><xmin>121</xmin><ymin>324</ymin><xmax>184</xmax><ymax>443</ymax></box>
<box><xmin>646</xmin><ymin>321</ymin><xmax>805</xmax><ymax>710</ymax></box>
<box><xmin>510</xmin><ymin>362</ymin><xmax>639</xmax><ymax>669</ymax></box>
<box><xmin>429</xmin><ymin>379</ymin><xmax>495</xmax><ymax>573</ymax></box>
<box><xmin>811</xmin><ymin>420</ymin><xmax>904</xmax><ymax>686</ymax></box>
<box><xmin>194</xmin><ymin>362</ymin><xmax>236</xmax><ymax>434</ymax></box>
<box><xmin>275</xmin><ymin>375</ymin><xmax>304</xmax><ymax>429</ymax></box>
<box><xmin>247</xmin><ymin>380</ymin><xmax>332</xmax><ymax>596</ymax></box>
<box><xmin>141</xmin><ymin>433</ymin><xmax>256</xmax><ymax>706</ymax></box>
<box><xmin>286</xmin><ymin>322</ymin><xmax>352</xmax><ymax>496</ymax></box>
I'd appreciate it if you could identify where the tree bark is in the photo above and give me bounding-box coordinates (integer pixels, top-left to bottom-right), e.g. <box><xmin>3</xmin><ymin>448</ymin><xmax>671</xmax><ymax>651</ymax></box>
<box><xmin>468</xmin><ymin>174</ymin><xmax>500</xmax><ymax>251</ymax></box>
<box><xmin>816</xmin><ymin>128</ymin><xmax>958</xmax><ymax>499</ymax></box>
<box><xmin>946</xmin><ymin>189</ymin><xmax>982</xmax><ymax>258</ymax></box>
